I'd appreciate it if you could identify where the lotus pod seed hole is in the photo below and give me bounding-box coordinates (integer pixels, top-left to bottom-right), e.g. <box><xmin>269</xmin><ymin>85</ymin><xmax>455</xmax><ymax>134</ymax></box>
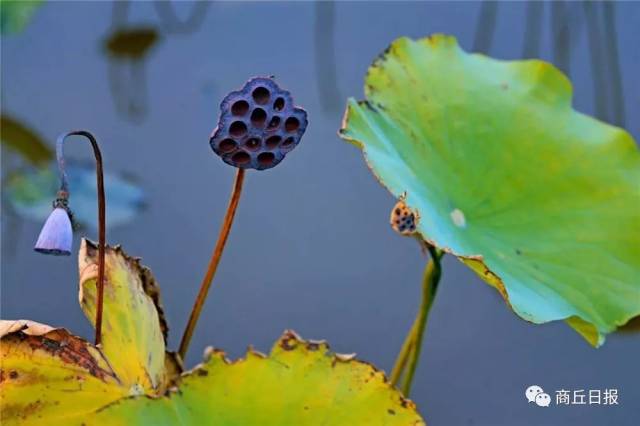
<box><xmin>285</xmin><ymin>117</ymin><xmax>300</xmax><ymax>132</ymax></box>
<box><xmin>229</xmin><ymin>121</ymin><xmax>247</xmax><ymax>137</ymax></box>
<box><xmin>273</xmin><ymin>97</ymin><xmax>285</xmax><ymax>111</ymax></box>
<box><xmin>231</xmin><ymin>151</ymin><xmax>251</xmax><ymax>165</ymax></box>
<box><xmin>231</xmin><ymin>100</ymin><xmax>250</xmax><ymax>116</ymax></box>
<box><xmin>267</xmin><ymin>116</ymin><xmax>281</xmax><ymax>129</ymax></box>
<box><xmin>250</xmin><ymin>108</ymin><xmax>267</xmax><ymax>127</ymax></box>
<box><xmin>258</xmin><ymin>152</ymin><xmax>275</xmax><ymax>167</ymax></box>
<box><xmin>266</xmin><ymin>135</ymin><xmax>281</xmax><ymax>149</ymax></box>
<box><xmin>252</xmin><ymin>87</ymin><xmax>270</xmax><ymax>104</ymax></box>
<box><xmin>245</xmin><ymin>137</ymin><xmax>261</xmax><ymax>151</ymax></box>
<box><xmin>282</xmin><ymin>137</ymin><xmax>295</xmax><ymax>147</ymax></box>
<box><xmin>219</xmin><ymin>138</ymin><xmax>237</xmax><ymax>153</ymax></box>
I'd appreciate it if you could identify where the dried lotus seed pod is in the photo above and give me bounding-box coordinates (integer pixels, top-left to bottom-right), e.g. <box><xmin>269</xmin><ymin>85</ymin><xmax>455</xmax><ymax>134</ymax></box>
<box><xmin>209</xmin><ymin>76</ymin><xmax>308</xmax><ymax>170</ymax></box>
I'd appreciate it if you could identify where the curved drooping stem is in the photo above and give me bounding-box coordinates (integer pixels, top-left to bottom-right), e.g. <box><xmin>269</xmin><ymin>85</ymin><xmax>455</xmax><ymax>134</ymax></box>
<box><xmin>178</xmin><ymin>168</ymin><xmax>246</xmax><ymax>360</ymax></box>
<box><xmin>390</xmin><ymin>246</ymin><xmax>443</xmax><ymax>395</ymax></box>
<box><xmin>57</xmin><ymin>131</ymin><xmax>106</xmax><ymax>346</ymax></box>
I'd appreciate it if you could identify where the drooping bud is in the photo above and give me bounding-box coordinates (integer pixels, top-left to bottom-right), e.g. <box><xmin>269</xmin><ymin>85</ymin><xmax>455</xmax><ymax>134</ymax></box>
<box><xmin>34</xmin><ymin>198</ymin><xmax>73</xmax><ymax>256</ymax></box>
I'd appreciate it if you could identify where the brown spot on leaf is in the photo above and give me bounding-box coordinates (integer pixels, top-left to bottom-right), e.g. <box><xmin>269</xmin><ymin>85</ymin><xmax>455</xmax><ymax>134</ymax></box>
<box><xmin>280</xmin><ymin>337</ymin><xmax>297</xmax><ymax>351</ymax></box>
<box><xmin>1</xmin><ymin>328</ymin><xmax>116</xmax><ymax>382</ymax></box>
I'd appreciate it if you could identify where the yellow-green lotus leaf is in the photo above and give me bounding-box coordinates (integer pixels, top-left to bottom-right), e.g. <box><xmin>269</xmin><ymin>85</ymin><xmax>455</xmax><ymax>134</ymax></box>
<box><xmin>3</xmin><ymin>242</ymin><xmax>425</xmax><ymax>424</ymax></box>
<box><xmin>339</xmin><ymin>34</ymin><xmax>640</xmax><ymax>346</ymax></box>
<box><xmin>1</xmin><ymin>324</ymin><xmax>424</xmax><ymax>425</ymax></box>
<box><xmin>78</xmin><ymin>239</ymin><xmax>171</xmax><ymax>393</ymax></box>
<box><xmin>87</xmin><ymin>331</ymin><xmax>425</xmax><ymax>426</ymax></box>
<box><xmin>0</xmin><ymin>320</ymin><xmax>126</xmax><ymax>425</ymax></box>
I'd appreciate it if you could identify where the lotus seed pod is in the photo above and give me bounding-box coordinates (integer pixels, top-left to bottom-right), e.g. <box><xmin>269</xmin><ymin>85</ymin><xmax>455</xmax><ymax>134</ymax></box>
<box><xmin>209</xmin><ymin>77</ymin><xmax>308</xmax><ymax>170</ymax></box>
<box><xmin>34</xmin><ymin>206</ymin><xmax>73</xmax><ymax>256</ymax></box>
<box><xmin>390</xmin><ymin>200</ymin><xmax>417</xmax><ymax>236</ymax></box>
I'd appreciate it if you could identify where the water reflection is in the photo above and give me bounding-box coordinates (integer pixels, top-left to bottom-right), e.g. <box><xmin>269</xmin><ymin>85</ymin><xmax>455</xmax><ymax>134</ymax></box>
<box><xmin>0</xmin><ymin>114</ymin><xmax>53</xmax><ymax>167</ymax></box>
<box><xmin>522</xmin><ymin>1</ymin><xmax>543</xmax><ymax>58</ymax></box>
<box><xmin>3</xmin><ymin>163</ymin><xmax>145</xmax><ymax>231</ymax></box>
<box><xmin>104</xmin><ymin>26</ymin><xmax>160</xmax><ymax>123</ymax></box>
<box><xmin>472</xmin><ymin>0</ymin><xmax>498</xmax><ymax>54</ymax></box>
<box><xmin>104</xmin><ymin>1</ymin><xmax>161</xmax><ymax>123</ymax></box>
<box><xmin>153</xmin><ymin>0</ymin><xmax>210</xmax><ymax>35</ymax></box>
<box><xmin>314</xmin><ymin>1</ymin><xmax>343</xmax><ymax>114</ymax></box>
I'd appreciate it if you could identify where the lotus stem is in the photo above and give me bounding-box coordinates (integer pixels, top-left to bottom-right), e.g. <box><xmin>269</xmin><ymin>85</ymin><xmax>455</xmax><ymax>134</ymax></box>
<box><xmin>178</xmin><ymin>168</ymin><xmax>246</xmax><ymax>360</ymax></box>
<box><xmin>401</xmin><ymin>246</ymin><xmax>442</xmax><ymax>395</ymax></box>
<box><xmin>57</xmin><ymin>131</ymin><xmax>106</xmax><ymax>346</ymax></box>
<box><xmin>390</xmin><ymin>246</ymin><xmax>443</xmax><ymax>394</ymax></box>
<box><xmin>390</xmin><ymin>317</ymin><xmax>417</xmax><ymax>385</ymax></box>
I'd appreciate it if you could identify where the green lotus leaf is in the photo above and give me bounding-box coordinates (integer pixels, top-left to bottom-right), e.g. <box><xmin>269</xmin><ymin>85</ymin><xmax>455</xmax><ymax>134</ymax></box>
<box><xmin>78</xmin><ymin>239</ymin><xmax>173</xmax><ymax>394</ymax></box>
<box><xmin>339</xmin><ymin>34</ymin><xmax>640</xmax><ymax>346</ymax></box>
<box><xmin>87</xmin><ymin>330</ymin><xmax>424</xmax><ymax>426</ymax></box>
<box><xmin>2</xmin><ymin>243</ymin><xmax>425</xmax><ymax>425</ymax></box>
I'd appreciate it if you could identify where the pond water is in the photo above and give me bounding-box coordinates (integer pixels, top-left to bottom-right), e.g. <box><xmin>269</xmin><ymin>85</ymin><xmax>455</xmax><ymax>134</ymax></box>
<box><xmin>2</xmin><ymin>2</ymin><xmax>639</xmax><ymax>425</ymax></box>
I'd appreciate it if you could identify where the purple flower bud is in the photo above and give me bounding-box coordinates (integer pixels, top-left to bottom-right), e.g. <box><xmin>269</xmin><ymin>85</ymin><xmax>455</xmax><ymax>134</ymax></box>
<box><xmin>34</xmin><ymin>207</ymin><xmax>73</xmax><ymax>256</ymax></box>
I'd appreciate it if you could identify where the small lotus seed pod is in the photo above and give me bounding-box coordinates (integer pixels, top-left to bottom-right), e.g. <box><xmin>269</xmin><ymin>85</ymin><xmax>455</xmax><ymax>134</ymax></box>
<box><xmin>390</xmin><ymin>200</ymin><xmax>417</xmax><ymax>236</ymax></box>
<box><xmin>34</xmin><ymin>200</ymin><xmax>73</xmax><ymax>256</ymax></box>
<box><xmin>210</xmin><ymin>77</ymin><xmax>308</xmax><ymax>170</ymax></box>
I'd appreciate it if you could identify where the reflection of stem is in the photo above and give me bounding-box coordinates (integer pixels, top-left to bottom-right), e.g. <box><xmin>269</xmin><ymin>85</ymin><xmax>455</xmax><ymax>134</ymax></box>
<box><xmin>107</xmin><ymin>0</ymin><xmax>150</xmax><ymax>123</ymax></box>
<box><xmin>108</xmin><ymin>59</ymin><xmax>127</xmax><ymax>116</ymax></box>
<box><xmin>602</xmin><ymin>1</ymin><xmax>625</xmax><ymax>127</ymax></box>
<box><xmin>472</xmin><ymin>0</ymin><xmax>498</xmax><ymax>53</ymax></box>
<box><xmin>583</xmin><ymin>2</ymin><xmax>608</xmax><ymax>122</ymax></box>
<box><xmin>107</xmin><ymin>58</ymin><xmax>148</xmax><ymax>124</ymax></box>
<box><xmin>522</xmin><ymin>1</ymin><xmax>543</xmax><ymax>58</ymax></box>
<box><xmin>57</xmin><ymin>131</ymin><xmax>106</xmax><ymax>346</ymax></box>
<box><xmin>314</xmin><ymin>1</ymin><xmax>341</xmax><ymax>113</ymax></box>
<box><xmin>129</xmin><ymin>60</ymin><xmax>148</xmax><ymax>121</ymax></box>
<box><xmin>178</xmin><ymin>168</ymin><xmax>246</xmax><ymax>360</ymax></box>
<box><xmin>552</xmin><ymin>0</ymin><xmax>571</xmax><ymax>75</ymax></box>
<box><xmin>390</xmin><ymin>246</ymin><xmax>443</xmax><ymax>395</ymax></box>
<box><xmin>111</xmin><ymin>0</ymin><xmax>130</xmax><ymax>29</ymax></box>
<box><xmin>153</xmin><ymin>0</ymin><xmax>209</xmax><ymax>34</ymax></box>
